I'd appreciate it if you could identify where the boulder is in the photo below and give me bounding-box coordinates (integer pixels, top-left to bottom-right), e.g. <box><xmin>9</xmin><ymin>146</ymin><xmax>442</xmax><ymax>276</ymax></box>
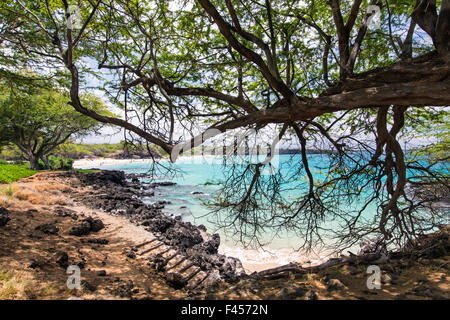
<box><xmin>69</xmin><ymin>221</ymin><xmax>92</xmax><ymax>236</ymax></box>
<box><xmin>145</xmin><ymin>217</ymin><xmax>175</xmax><ymax>233</ymax></box>
<box><xmin>196</xmin><ymin>233</ymin><xmax>220</xmax><ymax>254</ymax></box>
<box><xmin>219</xmin><ymin>256</ymin><xmax>246</xmax><ymax>280</ymax></box>
<box><xmin>83</xmin><ymin>217</ymin><xmax>104</xmax><ymax>232</ymax></box>
<box><xmin>69</xmin><ymin>217</ymin><xmax>104</xmax><ymax>236</ymax></box>
<box><xmin>165</xmin><ymin>224</ymin><xmax>203</xmax><ymax>249</ymax></box>
<box><xmin>124</xmin><ymin>251</ymin><xmax>136</xmax><ymax>259</ymax></box>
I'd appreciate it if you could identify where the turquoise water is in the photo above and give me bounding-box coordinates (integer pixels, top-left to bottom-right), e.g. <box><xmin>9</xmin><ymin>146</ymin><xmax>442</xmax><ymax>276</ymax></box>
<box><xmin>74</xmin><ymin>154</ymin><xmax>380</xmax><ymax>270</ymax></box>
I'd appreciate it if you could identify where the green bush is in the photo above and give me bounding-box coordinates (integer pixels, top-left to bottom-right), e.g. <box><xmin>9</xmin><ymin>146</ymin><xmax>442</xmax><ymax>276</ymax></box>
<box><xmin>38</xmin><ymin>155</ymin><xmax>74</xmax><ymax>170</ymax></box>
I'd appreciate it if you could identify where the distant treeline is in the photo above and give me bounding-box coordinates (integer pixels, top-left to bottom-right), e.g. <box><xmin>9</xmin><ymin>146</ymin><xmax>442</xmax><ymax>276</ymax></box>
<box><xmin>0</xmin><ymin>141</ymin><xmax>163</xmax><ymax>161</ymax></box>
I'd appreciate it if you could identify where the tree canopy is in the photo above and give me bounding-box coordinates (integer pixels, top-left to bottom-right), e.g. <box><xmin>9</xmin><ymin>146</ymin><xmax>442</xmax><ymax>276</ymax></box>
<box><xmin>0</xmin><ymin>0</ymin><xmax>448</xmax><ymax>249</ymax></box>
<box><xmin>0</xmin><ymin>81</ymin><xmax>111</xmax><ymax>169</ymax></box>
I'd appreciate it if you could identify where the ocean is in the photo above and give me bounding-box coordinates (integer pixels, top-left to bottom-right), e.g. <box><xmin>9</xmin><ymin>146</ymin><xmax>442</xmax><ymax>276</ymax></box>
<box><xmin>74</xmin><ymin>154</ymin><xmax>382</xmax><ymax>271</ymax></box>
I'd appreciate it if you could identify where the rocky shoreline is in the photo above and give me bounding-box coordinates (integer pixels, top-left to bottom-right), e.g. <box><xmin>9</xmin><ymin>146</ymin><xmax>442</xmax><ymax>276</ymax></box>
<box><xmin>1</xmin><ymin>169</ymin><xmax>449</xmax><ymax>299</ymax></box>
<box><xmin>71</xmin><ymin>170</ymin><xmax>246</xmax><ymax>286</ymax></box>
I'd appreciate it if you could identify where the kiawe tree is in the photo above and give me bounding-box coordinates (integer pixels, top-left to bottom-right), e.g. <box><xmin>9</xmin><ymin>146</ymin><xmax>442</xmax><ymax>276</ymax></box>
<box><xmin>0</xmin><ymin>0</ymin><xmax>448</xmax><ymax>249</ymax></box>
<box><xmin>0</xmin><ymin>83</ymin><xmax>110</xmax><ymax>169</ymax></box>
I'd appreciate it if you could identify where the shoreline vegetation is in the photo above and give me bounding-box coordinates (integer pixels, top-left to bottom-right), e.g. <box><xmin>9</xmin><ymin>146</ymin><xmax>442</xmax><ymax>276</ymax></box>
<box><xmin>0</xmin><ymin>141</ymin><xmax>340</xmax><ymax>164</ymax></box>
<box><xmin>0</xmin><ymin>170</ymin><xmax>449</xmax><ymax>299</ymax></box>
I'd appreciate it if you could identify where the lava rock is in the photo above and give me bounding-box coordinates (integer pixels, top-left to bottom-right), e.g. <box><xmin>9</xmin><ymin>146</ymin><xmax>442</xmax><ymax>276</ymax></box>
<box><xmin>148</xmin><ymin>254</ymin><xmax>167</xmax><ymax>272</ymax></box>
<box><xmin>131</xmin><ymin>177</ymin><xmax>139</xmax><ymax>184</ymax></box>
<box><xmin>97</xmin><ymin>270</ymin><xmax>107</xmax><ymax>276</ymax></box>
<box><xmin>205</xmin><ymin>233</ymin><xmax>220</xmax><ymax>254</ymax></box>
<box><xmin>87</xmin><ymin>238</ymin><xmax>109</xmax><ymax>245</ymax></box>
<box><xmin>220</xmin><ymin>256</ymin><xmax>245</xmax><ymax>279</ymax></box>
<box><xmin>145</xmin><ymin>217</ymin><xmax>175</xmax><ymax>233</ymax></box>
<box><xmin>0</xmin><ymin>207</ymin><xmax>10</xmax><ymax>227</ymax></box>
<box><xmin>113</xmin><ymin>280</ymin><xmax>135</xmax><ymax>298</ymax></box>
<box><xmin>165</xmin><ymin>225</ymin><xmax>203</xmax><ymax>249</ymax></box>
<box><xmin>35</xmin><ymin>223</ymin><xmax>59</xmax><ymax>235</ymax></box>
<box><xmin>148</xmin><ymin>181</ymin><xmax>176</xmax><ymax>187</ymax></box>
<box><xmin>55</xmin><ymin>251</ymin><xmax>69</xmax><ymax>269</ymax></box>
<box><xmin>83</xmin><ymin>217</ymin><xmax>105</xmax><ymax>232</ymax></box>
<box><xmin>69</xmin><ymin>221</ymin><xmax>92</xmax><ymax>236</ymax></box>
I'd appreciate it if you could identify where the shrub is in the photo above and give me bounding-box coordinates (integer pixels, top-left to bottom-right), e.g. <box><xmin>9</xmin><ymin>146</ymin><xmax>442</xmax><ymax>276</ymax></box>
<box><xmin>38</xmin><ymin>156</ymin><xmax>74</xmax><ymax>170</ymax></box>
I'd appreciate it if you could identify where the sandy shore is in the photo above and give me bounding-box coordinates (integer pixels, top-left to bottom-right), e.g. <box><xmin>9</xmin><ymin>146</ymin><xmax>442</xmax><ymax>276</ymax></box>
<box><xmin>73</xmin><ymin>155</ymin><xmax>230</xmax><ymax>169</ymax></box>
<box><xmin>219</xmin><ymin>245</ymin><xmax>336</xmax><ymax>273</ymax></box>
<box><xmin>73</xmin><ymin>158</ymin><xmax>156</xmax><ymax>168</ymax></box>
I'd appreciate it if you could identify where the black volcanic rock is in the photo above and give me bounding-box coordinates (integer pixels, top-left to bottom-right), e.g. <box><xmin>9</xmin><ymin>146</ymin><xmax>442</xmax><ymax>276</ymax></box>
<box><xmin>83</xmin><ymin>217</ymin><xmax>105</xmax><ymax>232</ymax></box>
<box><xmin>0</xmin><ymin>207</ymin><xmax>10</xmax><ymax>227</ymax></box>
<box><xmin>35</xmin><ymin>223</ymin><xmax>59</xmax><ymax>235</ymax></box>
<box><xmin>55</xmin><ymin>251</ymin><xmax>69</xmax><ymax>269</ymax></box>
<box><xmin>69</xmin><ymin>221</ymin><xmax>92</xmax><ymax>236</ymax></box>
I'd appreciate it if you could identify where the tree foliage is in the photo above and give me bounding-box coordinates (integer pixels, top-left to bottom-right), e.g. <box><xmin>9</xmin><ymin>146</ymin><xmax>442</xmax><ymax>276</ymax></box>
<box><xmin>0</xmin><ymin>81</ymin><xmax>111</xmax><ymax>169</ymax></box>
<box><xmin>0</xmin><ymin>0</ymin><xmax>449</xmax><ymax>249</ymax></box>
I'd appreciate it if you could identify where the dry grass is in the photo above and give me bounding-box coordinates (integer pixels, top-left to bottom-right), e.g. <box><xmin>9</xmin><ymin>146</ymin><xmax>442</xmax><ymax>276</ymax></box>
<box><xmin>0</xmin><ymin>184</ymin><xmax>17</xmax><ymax>208</ymax></box>
<box><xmin>0</xmin><ymin>269</ymin><xmax>31</xmax><ymax>299</ymax></box>
<box><xmin>34</xmin><ymin>182</ymin><xmax>70</xmax><ymax>194</ymax></box>
<box><xmin>0</xmin><ymin>195</ymin><xmax>15</xmax><ymax>208</ymax></box>
<box><xmin>46</xmin><ymin>195</ymin><xmax>68</xmax><ymax>205</ymax></box>
<box><xmin>1</xmin><ymin>176</ymin><xmax>73</xmax><ymax>222</ymax></box>
<box><xmin>13</xmin><ymin>188</ymin><xmax>45</xmax><ymax>204</ymax></box>
<box><xmin>0</xmin><ymin>268</ymin><xmax>69</xmax><ymax>300</ymax></box>
<box><xmin>0</xmin><ymin>184</ymin><xmax>17</xmax><ymax>197</ymax></box>
<box><xmin>10</xmin><ymin>182</ymin><xmax>70</xmax><ymax>206</ymax></box>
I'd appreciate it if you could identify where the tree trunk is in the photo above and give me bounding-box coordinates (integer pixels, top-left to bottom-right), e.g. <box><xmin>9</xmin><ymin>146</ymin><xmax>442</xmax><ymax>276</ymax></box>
<box><xmin>28</xmin><ymin>154</ymin><xmax>40</xmax><ymax>170</ymax></box>
<box><xmin>41</xmin><ymin>155</ymin><xmax>50</xmax><ymax>170</ymax></box>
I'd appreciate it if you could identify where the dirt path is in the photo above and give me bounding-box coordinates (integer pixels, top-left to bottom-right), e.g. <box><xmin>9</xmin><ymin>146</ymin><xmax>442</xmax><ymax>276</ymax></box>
<box><xmin>0</xmin><ymin>172</ymin><xmax>188</xmax><ymax>299</ymax></box>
